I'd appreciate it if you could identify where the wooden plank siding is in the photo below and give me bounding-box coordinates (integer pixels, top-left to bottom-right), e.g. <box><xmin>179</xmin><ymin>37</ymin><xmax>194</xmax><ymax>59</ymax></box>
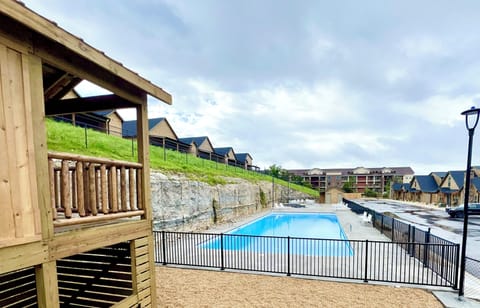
<box><xmin>0</xmin><ymin>42</ymin><xmax>42</xmax><ymax>247</ymax></box>
<box><xmin>131</xmin><ymin>237</ymin><xmax>154</xmax><ymax>308</ymax></box>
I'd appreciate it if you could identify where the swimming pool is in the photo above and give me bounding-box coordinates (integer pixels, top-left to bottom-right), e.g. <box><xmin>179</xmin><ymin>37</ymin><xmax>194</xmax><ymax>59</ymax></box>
<box><xmin>202</xmin><ymin>212</ymin><xmax>353</xmax><ymax>256</ymax></box>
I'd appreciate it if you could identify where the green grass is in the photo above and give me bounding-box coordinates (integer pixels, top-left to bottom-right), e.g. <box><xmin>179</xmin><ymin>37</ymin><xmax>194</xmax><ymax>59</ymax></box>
<box><xmin>46</xmin><ymin>119</ymin><xmax>319</xmax><ymax>197</ymax></box>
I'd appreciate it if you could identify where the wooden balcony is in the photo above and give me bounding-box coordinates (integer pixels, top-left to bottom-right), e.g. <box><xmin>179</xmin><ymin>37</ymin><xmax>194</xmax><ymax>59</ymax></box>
<box><xmin>48</xmin><ymin>152</ymin><xmax>145</xmax><ymax>229</ymax></box>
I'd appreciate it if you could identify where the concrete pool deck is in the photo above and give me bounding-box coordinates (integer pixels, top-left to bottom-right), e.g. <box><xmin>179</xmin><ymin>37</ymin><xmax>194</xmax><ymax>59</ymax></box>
<box><xmin>201</xmin><ymin>201</ymin><xmax>480</xmax><ymax>307</ymax></box>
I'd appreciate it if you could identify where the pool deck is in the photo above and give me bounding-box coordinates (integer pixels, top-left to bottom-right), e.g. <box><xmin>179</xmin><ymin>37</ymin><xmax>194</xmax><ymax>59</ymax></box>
<box><xmin>202</xmin><ymin>202</ymin><xmax>480</xmax><ymax>307</ymax></box>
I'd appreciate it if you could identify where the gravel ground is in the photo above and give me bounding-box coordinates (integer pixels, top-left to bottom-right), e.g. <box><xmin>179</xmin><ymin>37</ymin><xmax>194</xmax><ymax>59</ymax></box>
<box><xmin>156</xmin><ymin>266</ymin><xmax>443</xmax><ymax>308</ymax></box>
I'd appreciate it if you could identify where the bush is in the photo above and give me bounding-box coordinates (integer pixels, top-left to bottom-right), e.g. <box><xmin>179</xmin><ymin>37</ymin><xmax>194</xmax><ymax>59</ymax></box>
<box><xmin>259</xmin><ymin>189</ymin><xmax>267</xmax><ymax>208</ymax></box>
<box><xmin>363</xmin><ymin>188</ymin><xmax>378</xmax><ymax>198</ymax></box>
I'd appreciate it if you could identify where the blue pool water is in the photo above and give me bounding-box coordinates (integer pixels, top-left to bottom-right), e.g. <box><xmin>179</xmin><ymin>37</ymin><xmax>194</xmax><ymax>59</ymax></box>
<box><xmin>202</xmin><ymin>212</ymin><xmax>353</xmax><ymax>256</ymax></box>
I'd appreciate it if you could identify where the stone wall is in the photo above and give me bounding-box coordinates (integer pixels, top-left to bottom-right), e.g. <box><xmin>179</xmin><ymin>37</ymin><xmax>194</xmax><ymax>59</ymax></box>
<box><xmin>150</xmin><ymin>171</ymin><xmax>313</xmax><ymax>231</ymax></box>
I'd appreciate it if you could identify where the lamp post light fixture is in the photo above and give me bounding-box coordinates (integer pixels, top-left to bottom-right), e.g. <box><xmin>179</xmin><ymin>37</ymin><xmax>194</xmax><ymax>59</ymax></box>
<box><xmin>459</xmin><ymin>106</ymin><xmax>480</xmax><ymax>297</ymax></box>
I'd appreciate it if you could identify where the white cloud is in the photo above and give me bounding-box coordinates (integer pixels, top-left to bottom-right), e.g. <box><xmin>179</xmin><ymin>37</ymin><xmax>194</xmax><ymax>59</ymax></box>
<box><xmin>395</xmin><ymin>95</ymin><xmax>476</xmax><ymax>127</ymax></box>
<box><xmin>385</xmin><ymin>68</ymin><xmax>408</xmax><ymax>84</ymax></box>
<box><xmin>23</xmin><ymin>0</ymin><xmax>480</xmax><ymax>174</ymax></box>
<box><xmin>400</xmin><ymin>36</ymin><xmax>447</xmax><ymax>58</ymax></box>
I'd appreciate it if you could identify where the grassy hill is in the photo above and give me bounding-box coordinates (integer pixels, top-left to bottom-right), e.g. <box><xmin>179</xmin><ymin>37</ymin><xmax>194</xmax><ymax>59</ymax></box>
<box><xmin>46</xmin><ymin>119</ymin><xmax>319</xmax><ymax>197</ymax></box>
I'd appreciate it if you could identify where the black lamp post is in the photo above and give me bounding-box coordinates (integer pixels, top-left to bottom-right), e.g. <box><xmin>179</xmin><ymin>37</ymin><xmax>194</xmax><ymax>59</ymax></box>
<box><xmin>459</xmin><ymin>106</ymin><xmax>480</xmax><ymax>297</ymax></box>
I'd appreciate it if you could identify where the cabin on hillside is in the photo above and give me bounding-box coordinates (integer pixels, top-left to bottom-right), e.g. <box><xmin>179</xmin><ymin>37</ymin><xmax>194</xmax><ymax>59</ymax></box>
<box><xmin>123</xmin><ymin>117</ymin><xmax>190</xmax><ymax>152</ymax></box>
<box><xmin>0</xmin><ymin>2</ymin><xmax>172</xmax><ymax>307</ymax></box>
<box><xmin>56</xmin><ymin>108</ymin><xmax>124</xmax><ymax>136</ymax></box>
<box><xmin>179</xmin><ymin>136</ymin><xmax>223</xmax><ymax>160</ymax></box>
<box><xmin>53</xmin><ymin>89</ymin><xmax>125</xmax><ymax>136</ymax></box>
<box><xmin>236</xmin><ymin>153</ymin><xmax>254</xmax><ymax>170</ymax></box>
<box><xmin>214</xmin><ymin>147</ymin><xmax>237</xmax><ymax>166</ymax></box>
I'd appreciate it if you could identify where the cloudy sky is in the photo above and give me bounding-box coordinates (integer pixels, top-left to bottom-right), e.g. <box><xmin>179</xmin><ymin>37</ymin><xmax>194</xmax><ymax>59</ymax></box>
<box><xmin>23</xmin><ymin>0</ymin><xmax>480</xmax><ymax>174</ymax></box>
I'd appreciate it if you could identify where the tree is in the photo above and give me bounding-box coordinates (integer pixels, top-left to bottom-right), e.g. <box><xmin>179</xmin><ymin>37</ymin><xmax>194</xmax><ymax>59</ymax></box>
<box><xmin>267</xmin><ymin>164</ymin><xmax>282</xmax><ymax>178</ymax></box>
<box><xmin>342</xmin><ymin>181</ymin><xmax>354</xmax><ymax>193</ymax></box>
<box><xmin>342</xmin><ymin>176</ymin><xmax>356</xmax><ymax>193</ymax></box>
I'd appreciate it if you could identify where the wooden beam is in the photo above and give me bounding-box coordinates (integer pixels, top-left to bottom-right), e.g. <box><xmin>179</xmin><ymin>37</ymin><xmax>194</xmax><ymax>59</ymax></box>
<box><xmin>0</xmin><ymin>2</ymin><xmax>172</xmax><ymax>104</ymax></box>
<box><xmin>53</xmin><ymin>210</ymin><xmax>145</xmax><ymax>228</ymax></box>
<box><xmin>45</xmin><ymin>94</ymin><xmax>137</xmax><ymax>115</ymax></box>
<box><xmin>48</xmin><ymin>151</ymin><xmax>142</xmax><ymax>168</ymax></box>
<box><xmin>44</xmin><ymin>74</ymin><xmax>82</xmax><ymax>102</ymax></box>
<box><xmin>0</xmin><ymin>241</ymin><xmax>48</xmax><ymax>274</ymax></box>
<box><xmin>49</xmin><ymin>220</ymin><xmax>150</xmax><ymax>260</ymax></box>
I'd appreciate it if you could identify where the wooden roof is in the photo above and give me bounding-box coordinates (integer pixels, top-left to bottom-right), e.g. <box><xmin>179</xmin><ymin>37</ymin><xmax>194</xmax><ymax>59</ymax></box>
<box><xmin>0</xmin><ymin>1</ymin><xmax>172</xmax><ymax>106</ymax></box>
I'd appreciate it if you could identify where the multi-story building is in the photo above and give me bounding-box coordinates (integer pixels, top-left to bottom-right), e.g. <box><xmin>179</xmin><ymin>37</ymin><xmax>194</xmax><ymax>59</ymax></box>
<box><xmin>289</xmin><ymin>166</ymin><xmax>414</xmax><ymax>193</ymax></box>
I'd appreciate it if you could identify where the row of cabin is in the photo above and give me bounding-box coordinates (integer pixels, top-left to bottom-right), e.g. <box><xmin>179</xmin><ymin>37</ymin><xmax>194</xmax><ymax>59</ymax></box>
<box><xmin>0</xmin><ymin>2</ymin><xmax>171</xmax><ymax>307</ymax></box>
<box><xmin>391</xmin><ymin>169</ymin><xmax>480</xmax><ymax>206</ymax></box>
<box><xmin>55</xmin><ymin>104</ymin><xmax>257</xmax><ymax>170</ymax></box>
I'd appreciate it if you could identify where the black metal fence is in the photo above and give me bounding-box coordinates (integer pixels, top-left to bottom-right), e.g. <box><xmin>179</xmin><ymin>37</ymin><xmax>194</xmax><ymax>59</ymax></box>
<box><xmin>343</xmin><ymin>199</ymin><xmax>464</xmax><ymax>285</ymax></box>
<box><xmin>466</xmin><ymin>257</ymin><xmax>480</xmax><ymax>280</ymax></box>
<box><xmin>153</xmin><ymin>231</ymin><xmax>459</xmax><ymax>288</ymax></box>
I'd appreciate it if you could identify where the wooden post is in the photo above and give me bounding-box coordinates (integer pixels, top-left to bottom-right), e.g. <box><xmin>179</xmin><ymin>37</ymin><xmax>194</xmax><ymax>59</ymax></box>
<box><xmin>83</xmin><ymin>163</ymin><xmax>90</xmax><ymax>215</ymax></box>
<box><xmin>129</xmin><ymin>167</ymin><xmax>135</xmax><ymax>210</ymax></box>
<box><xmin>71</xmin><ymin>168</ymin><xmax>77</xmax><ymax>211</ymax></box>
<box><xmin>76</xmin><ymin>161</ymin><xmax>85</xmax><ymax>217</ymax></box>
<box><xmin>136</xmin><ymin>99</ymin><xmax>157</xmax><ymax>306</ymax></box>
<box><xmin>27</xmin><ymin>53</ymin><xmax>54</xmax><ymax>239</ymax></box>
<box><xmin>35</xmin><ymin>261</ymin><xmax>59</xmax><ymax>308</ymax></box>
<box><xmin>61</xmin><ymin>160</ymin><xmax>72</xmax><ymax>218</ymax></box>
<box><xmin>95</xmin><ymin>166</ymin><xmax>101</xmax><ymax>212</ymax></box>
<box><xmin>121</xmin><ymin>166</ymin><xmax>127</xmax><ymax>211</ymax></box>
<box><xmin>136</xmin><ymin>168</ymin><xmax>143</xmax><ymax>210</ymax></box>
<box><xmin>109</xmin><ymin>166</ymin><xmax>118</xmax><ymax>213</ymax></box>
<box><xmin>88</xmin><ymin>164</ymin><xmax>97</xmax><ymax>215</ymax></box>
<box><xmin>48</xmin><ymin>159</ymin><xmax>57</xmax><ymax>220</ymax></box>
<box><xmin>101</xmin><ymin>164</ymin><xmax>108</xmax><ymax>214</ymax></box>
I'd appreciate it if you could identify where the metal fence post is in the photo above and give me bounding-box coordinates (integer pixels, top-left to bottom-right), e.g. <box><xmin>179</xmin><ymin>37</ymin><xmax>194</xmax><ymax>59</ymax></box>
<box><xmin>84</xmin><ymin>126</ymin><xmax>88</xmax><ymax>148</ymax></box>
<box><xmin>391</xmin><ymin>218</ymin><xmax>395</xmax><ymax>242</ymax></box>
<box><xmin>407</xmin><ymin>224</ymin><xmax>411</xmax><ymax>255</ymax></box>
<box><xmin>287</xmin><ymin>236</ymin><xmax>291</xmax><ymax>276</ymax></box>
<box><xmin>454</xmin><ymin>244</ymin><xmax>460</xmax><ymax>290</ymax></box>
<box><xmin>381</xmin><ymin>214</ymin><xmax>384</xmax><ymax>234</ymax></box>
<box><xmin>220</xmin><ymin>233</ymin><xmax>225</xmax><ymax>270</ymax></box>
<box><xmin>364</xmin><ymin>240</ymin><xmax>369</xmax><ymax>282</ymax></box>
<box><xmin>412</xmin><ymin>226</ymin><xmax>416</xmax><ymax>257</ymax></box>
<box><xmin>440</xmin><ymin>245</ymin><xmax>445</xmax><ymax>281</ymax></box>
<box><xmin>424</xmin><ymin>228</ymin><xmax>431</xmax><ymax>268</ymax></box>
<box><xmin>131</xmin><ymin>138</ymin><xmax>134</xmax><ymax>157</ymax></box>
<box><xmin>162</xmin><ymin>231</ymin><xmax>167</xmax><ymax>265</ymax></box>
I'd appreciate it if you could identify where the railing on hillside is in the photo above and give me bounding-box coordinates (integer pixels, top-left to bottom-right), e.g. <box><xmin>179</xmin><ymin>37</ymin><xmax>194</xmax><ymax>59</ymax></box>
<box><xmin>343</xmin><ymin>198</ymin><xmax>461</xmax><ymax>286</ymax></box>
<box><xmin>51</xmin><ymin>116</ymin><xmax>260</xmax><ymax>171</ymax></box>
<box><xmin>48</xmin><ymin>152</ymin><xmax>144</xmax><ymax>227</ymax></box>
<box><xmin>153</xmin><ymin>231</ymin><xmax>459</xmax><ymax>288</ymax></box>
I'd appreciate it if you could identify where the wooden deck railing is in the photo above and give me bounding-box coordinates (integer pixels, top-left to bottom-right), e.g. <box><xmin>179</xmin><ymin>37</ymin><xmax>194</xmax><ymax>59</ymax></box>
<box><xmin>48</xmin><ymin>152</ymin><xmax>144</xmax><ymax>227</ymax></box>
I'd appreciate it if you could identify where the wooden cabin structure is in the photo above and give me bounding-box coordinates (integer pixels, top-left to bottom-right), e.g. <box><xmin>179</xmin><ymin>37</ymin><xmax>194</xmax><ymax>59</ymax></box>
<box><xmin>0</xmin><ymin>1</ymin><xmax>171</xmax><ymax>307</ymax></box>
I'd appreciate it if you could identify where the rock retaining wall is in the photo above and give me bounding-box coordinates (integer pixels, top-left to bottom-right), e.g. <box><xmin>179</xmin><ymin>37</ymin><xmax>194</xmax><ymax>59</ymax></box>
<box><xmin>150</xmin><ymin>171</ymin><xmax>312</xmax><ymax>231</ymax></box>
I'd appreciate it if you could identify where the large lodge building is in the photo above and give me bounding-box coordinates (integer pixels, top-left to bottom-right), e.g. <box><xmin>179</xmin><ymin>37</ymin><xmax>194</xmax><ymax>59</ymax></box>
<box><xmin>288</xmin><ymin>166</ymin><xmax>415</xmax><ymax>193</ymax></box>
